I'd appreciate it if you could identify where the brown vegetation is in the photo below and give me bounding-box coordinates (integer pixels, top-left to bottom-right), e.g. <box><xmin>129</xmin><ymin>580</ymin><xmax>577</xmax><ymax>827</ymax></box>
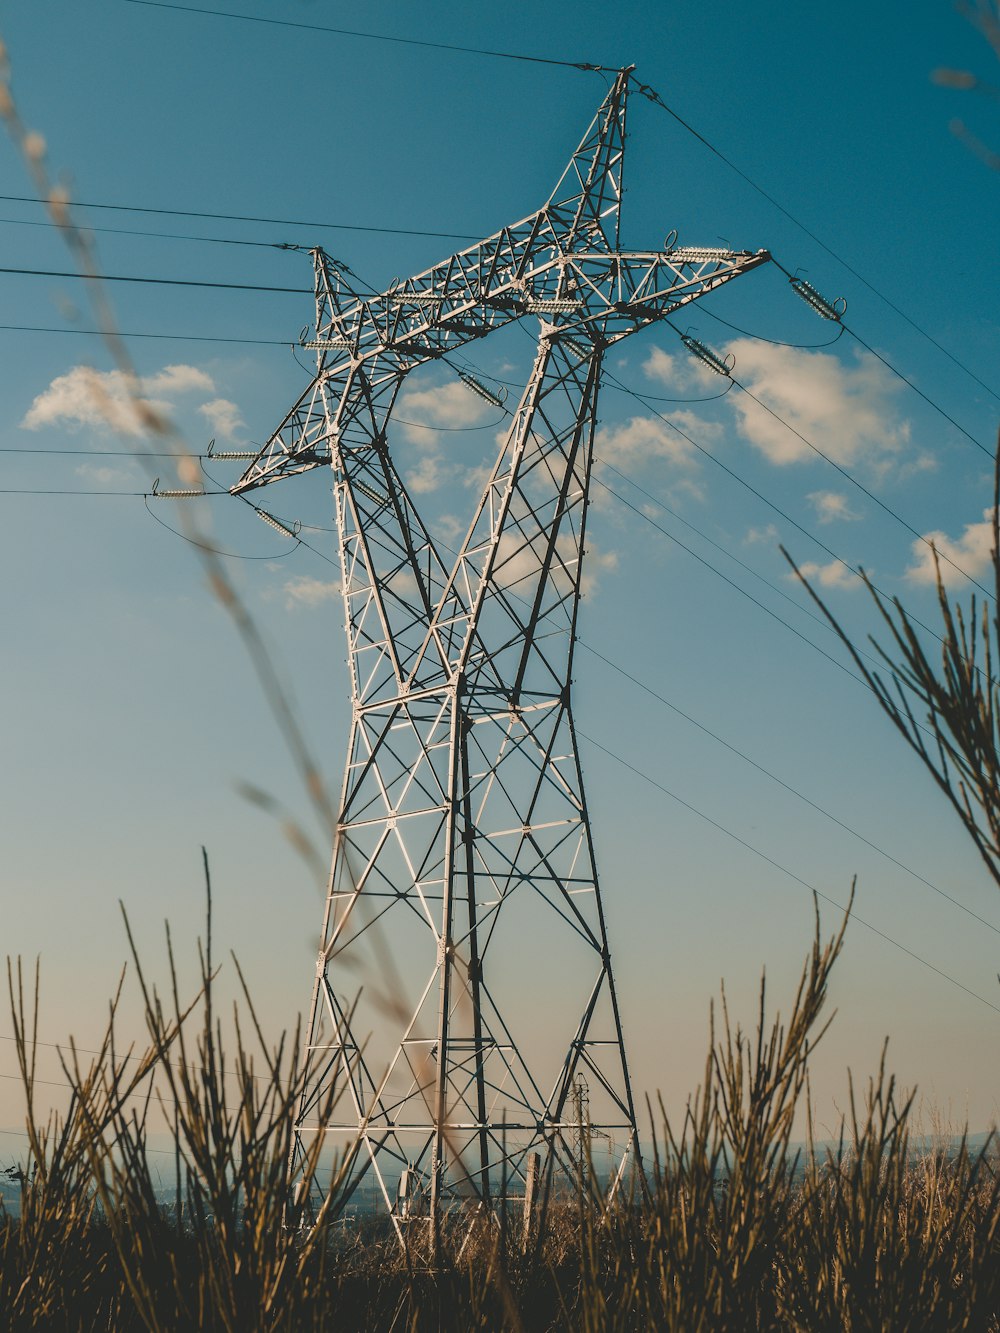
<box><xmin>3</xmin><ymin>885</ymin><xmax>1000</xmax><ymax>1331</ymax></box>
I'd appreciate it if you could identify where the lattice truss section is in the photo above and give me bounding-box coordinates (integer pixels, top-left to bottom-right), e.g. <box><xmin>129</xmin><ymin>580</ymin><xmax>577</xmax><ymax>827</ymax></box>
<box><xmin>233</xmin><ymin>67</ymin><xmax>770</xmax><ymax>1237</ymax></box>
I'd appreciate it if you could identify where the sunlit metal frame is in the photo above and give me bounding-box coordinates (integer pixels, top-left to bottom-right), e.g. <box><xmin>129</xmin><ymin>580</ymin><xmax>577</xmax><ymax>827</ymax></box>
<box><xmin>234</xmin><ymin>66</ymin><xmax>770</xmax><ymax>1246</ymax></box>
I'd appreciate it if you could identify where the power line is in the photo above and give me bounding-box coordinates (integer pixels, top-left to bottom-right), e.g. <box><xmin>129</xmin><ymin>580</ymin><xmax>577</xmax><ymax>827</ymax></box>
<box><xmin>1</xmin><ymin>445</ymin><xmax>219</xmax><ymax>457</ymax></box>
<box><xmin>604</xmin><ymin>369</ymin><xmax>986</xmax><ymax>657</ymax></box>
<box><xmin>595</xmin><ymin>455</ymin><xmax>844</xmax><ymax>640</ymax></box>
<box><xmin>592</xmin><ymin>473</ymin><xmax>867</xmax><ymax>687</ymax></box>
<box><xmin>844</xmin><ymin>321</ymin><xmax>997</xmax><ymax>461</ymax></box>
<box><xmin>579</xmin><ymin>730</ymin><xmax>1000</xmax><ymax>1016</ymax></box>
<box><xmin>0</xmin><ymin>194</ymin><xmax>482</xmax><ymax>243</ymax></box>
<box><xmin>729</xmin><ymin>370</ymin><xmax>994</xmax><ymax>598</ymax></box>
<box><xmin>579</xmin><ymin>641</ymin><xmax>1000</xmax><ymax>938</ymax></box>
<box><xmin>142</xmin><ymin>494</ymin><xmax>299</xmax><ymax>561</ymax></box>
<box><xmin>0</xmin><ymin>264</ymin><xmax>309</xmax><ymax>294</ymax></box>
<box><xmin>0</xmin><ymin>322</ymin><xmax>288</xmax><ymax>346</ymax></box>
<box><xmin>635</xmin><ymin>81</ymin><xmax>1000</xmax><ymax>406</ymax></box>
<box><xmin>0</xmin><ymin>213</ymin><xmax>296</xmax><ymax>250</ymax></box>
<box><xmin>0</xmin><ymin>486</ymin><xmax>152</xmax><ymax>496</ymax></box>
<box><xmin>701</xmin><ymin>305</ymin><xmax>847</xmax><ymax>350</ymax></box>
<box><xmin>122</xmin><ymin>0</ymin><xmax>611</xmax><ymax>71</ymax></box>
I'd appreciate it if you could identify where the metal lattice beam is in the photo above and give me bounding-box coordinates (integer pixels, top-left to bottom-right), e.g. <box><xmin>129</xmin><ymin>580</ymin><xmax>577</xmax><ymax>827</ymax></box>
<box><xmin>234</xmin><ymin>66</ymin><xmax>770</xmax><ymax>1247</ymax></box>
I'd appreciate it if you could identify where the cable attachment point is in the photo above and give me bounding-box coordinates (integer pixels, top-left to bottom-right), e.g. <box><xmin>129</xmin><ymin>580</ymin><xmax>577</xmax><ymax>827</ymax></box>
<box><xmin>255</xmin><ymin>507</ymin><xmax>301</xmax><ymax>539</ymax></box>
<box><xmin>206</xmin><ymin>439</ymin><xmax>256</xmax><ymax>461</ymax></box>
<box><xmin>680</xmin><ymin>333</ymin><xmax>735</xmax><ymax>378</ymax></box>
<box><xmin>299</xmin><ymin>323</ymin><xmax>352</xmax><ymax>350</ymax></box>
<box><xmin>456</xmin><ymin>368</ymin><xmax>507</xmax><ymax>408</ymax></box>
<box><xmin>150</xmin><ymin>477</ymin><xmax>205</xmax><ymax>498</ymax></box>
<box><xmin>790</xmin><ymin>276</ymin><xmax>846</xmax><ymax>321</ymax></box>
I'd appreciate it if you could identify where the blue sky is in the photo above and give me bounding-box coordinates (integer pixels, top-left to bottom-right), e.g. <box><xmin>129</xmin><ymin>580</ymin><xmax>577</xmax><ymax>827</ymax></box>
<box><xmin>2</xmin><ymin>0</ymin><xmax>1000</xmax><ymax>1147</ymax></box>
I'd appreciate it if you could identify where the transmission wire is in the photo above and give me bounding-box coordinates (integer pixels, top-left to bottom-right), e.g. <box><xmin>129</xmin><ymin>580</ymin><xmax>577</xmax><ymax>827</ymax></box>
<box><xmin>634</xmin><ymin>80</ymin><xmax>1000</xmax><ymax>405</ymax></box>
<box><xmin>579</xmin><ymin>731</ymin><xmax>1000</xmax><ymax>1016</ymax></box>
<box><xmin>122</xmin><ymin>0</ymin><xmax>612</xmax><ymax>71</ymax></box>
<box><xmin>0</xmin><ymin>322</ymin><xmax>289</xmax><ymax>345</ymax></box>
<box><xmin>578</xmin><ymin>642</ymin><xmax>1000</xmax><ymax>938</ymax></box>
<box><xmin>604</xmin><ymin>369</ymin><xmax>983</xmax><ymax>656</ymax></box>
<box><xmin>0</xmin><ymin>192</ymin><xmax>482</xmax><ymax>243</ymax></box>
<box><xmin>728</xmin><ymin>370</ymin><xmax>994</xmax><ymax>599</ymax></box>
<box><xmin>0</xmin><ymin>263</ymin><xmax>309</xmax><ymax>294</ymax></box>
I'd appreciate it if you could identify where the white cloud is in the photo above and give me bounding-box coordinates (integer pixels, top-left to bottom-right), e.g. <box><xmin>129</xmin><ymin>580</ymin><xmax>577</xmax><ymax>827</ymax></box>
<box><xmin>794</xmin><ymin>559</ymin><xmax>862</xmax><ymax>590</ymax></box>
<box><xmin>906</xmin><ymin>509</ymin><xmax>995</xmax><ymax>588</ymax></box>
<box><xmin>745</xmin><ymin>523</ymin><xmax>780</xmax><ymax>546</ymax></box>
<box><xmin>280</xmin><ymin>575</ymin><xmax>341</xmax><ymax>610</ymax></box>
<box><xmin>641</xmin><ymin>343</ymin><xmax>713</xmax><ymax>392</ymax></box>
<box><xmin>581</xmin><ymin>545</ymin><xmax>618</xmax><ymax>596</ymax></box>
<box><xmin>489</xmin><ymin>526</ymin><xmax>615</xmax><ymax>601</ymax></box>
<box><xmin>642</xmin><ymin>346</ymin><xmax>679</xmax><ymax>386</ymax></box>
<box><xmin>808</xmin><ymin>490</ymin><xmax>861</xmax><ymax>524</ymax></box>
<box><xmin>198</xmin><ymin>397</ymin><xmax>245</xmax><ymax>440</ymax></box>
<box><xmin>724</xmin><ymin>341</ymin><xmax>910</xmax><ymax>468</ymax></box>
<box><xmin>144</xmin><ymin>365</ymin><xmax>214</xmax><ymax>395</ymax></box>
<box><xmin>406</xmin><ymin>451</ymin><xmax>454</xmax><ymax>495</ymax></box>
<box><xmin>74</xmin><ymin>461</ymin><xmax>135</xmax><ymax>487</ymax></box>
<box><xmin>594</xmin><ymin>415</ymin><xmax>700</xmax><ymax>471</ymax></box>
<box><xmin>397</xmin><ymin>379</ymin><xmax>494</xmax><ymax>444</ymax></box>
<box><xmin>435</xmin><ymin>513</ymin><xmax>468</xmax><ymax>547</ymax></box>
<box><xmin>22</xmin><ymin>363</ymin><xmax>215</xmax><ymax>437</ymax></box>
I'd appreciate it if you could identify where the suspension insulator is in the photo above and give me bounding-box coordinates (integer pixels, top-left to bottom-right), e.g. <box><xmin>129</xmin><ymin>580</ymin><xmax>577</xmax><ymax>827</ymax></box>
<box><xmin>255</xmin><ymin>508</ymin><xmax>300</xmax><ymax>539</ymax></box>
<box><xmin>680</xmin><ymin>334</ymin><xmax>734</xmax><ymax>377</ymax></box>
<box><xmin>456</xmin><ymin>369</ymin><xmax>507</xmax><ymax>408</ymax></box>
<box><xmin>353</xmin><ymin>479</ymin><xmax>390</xmax><ymax>509</ymax></box>
<box><xmin>790</xmin><ymin>277</ymin><xmax>846</xmax><ymax>321</ymax></box>
<box><xmin>150</xmin><ymin>477</ymin><xmax>204</xmax><ymax>498</ymax></box>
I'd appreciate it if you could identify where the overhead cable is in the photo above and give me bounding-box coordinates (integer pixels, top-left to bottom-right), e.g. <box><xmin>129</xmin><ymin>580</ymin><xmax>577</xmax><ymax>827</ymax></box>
<box><xmin>0</xmin><ymin>193</ymin><xmax>482</xmax><ymax>243</ymax></box>
<box><xmin>592</xmin><ymin>473</ymin><xmax>867</xmax><ymax>688</ymax></box>
<box><xmin>729</xmin><ymin>372</ymin><xmax>995</xmax><ymax>599</ymax></box>
<box><xmin>0</xmin><ymin>322</ymin><xmax>288</xmax><ymax>345</ymax></box>
<box><xmin>579</xmin><ymin>642</ymin><xmax>1000</xmax><ymax>938</ymax></box>
<box><xmin>580</xmin><ymin>730</ymin><xmax>1000</xmax><ymax>1016</ymax></box>
<box><xmin>122</xmin><ymin>0</ymin><xmax>611</xmax><ymax>71</ymax></box>
<box><xmin>604</xmin><ymin>369</ymin><xmax>987</xmax><ymax>653</ymax></box>
<box><xmin>0</xmin><ymin>263</ymin><xmax>309</xmax><ymax>294</ymax></box>
<box><xmin>635</xmin><ymin>80</ymin><xmax>1000</xmax><ymax>405</ymax></box>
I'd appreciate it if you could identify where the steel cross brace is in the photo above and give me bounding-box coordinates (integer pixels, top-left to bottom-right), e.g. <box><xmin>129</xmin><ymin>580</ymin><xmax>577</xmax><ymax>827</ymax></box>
<box><xmin>233</xmin><ymin>67</ymin><xmax>769</xmax><ymax>1246</ymax></box>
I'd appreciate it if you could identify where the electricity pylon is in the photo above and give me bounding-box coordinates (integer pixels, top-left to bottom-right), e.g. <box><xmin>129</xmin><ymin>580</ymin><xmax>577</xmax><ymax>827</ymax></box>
<box><xmin>232</xmin><ymin>66</ymin><xmax>769</xmax><ymax>1244</ymax></box>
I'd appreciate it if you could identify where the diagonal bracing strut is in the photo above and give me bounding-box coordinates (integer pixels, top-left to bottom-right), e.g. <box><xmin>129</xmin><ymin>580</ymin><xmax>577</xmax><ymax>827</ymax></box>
<box><xmin>233</xmin><ymin>66</ymin><xmax>769</xmax><ymax>1247</ymax></box>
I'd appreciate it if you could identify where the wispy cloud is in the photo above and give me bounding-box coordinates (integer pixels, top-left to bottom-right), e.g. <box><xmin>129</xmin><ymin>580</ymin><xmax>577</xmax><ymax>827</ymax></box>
<box><xmin>22</xmin><ymin>363</ymin><xmax>215</xmax><ymax>437</ymax></box>
<box><xmin>581</xmin><ymin>545</ymin><xmax>618</xmax><ymax>596</ymax></box>
<box><xmin>405</xmin><ymin>451</ymin><xmax>455</xmax><ymax>495</ymax></box>
<box><xmin>793</xmin><ymin>559</ymin><xmax>862</xmax><ymax>590</ymax></box>
<box><xmin>397</xmin><ymin>378</ymin><xmax>495</xmax><ymax>446</ymax></box>
<box><xmin>74</xmin><ymin>461</ymin><xmax>136</xmax><ymax>487</ymax></box>
<box><xmin>724</xmin><ymin>341</ymin><xmax>911</xmax><ymax>468</ymax></box>
<box><xmin>198</xmin><ymin>397</ymin><xmax>245</xmax><ymax>440</ymax></box>
<box><xmin>906</xmin><ymin>509</ymin><xmax>995</xmax><ymax>588</ymax></box>
<box><xmin>277</xmin><ymin>575</ymin><xmax>342</xmax><ymax>610</ymax></box>
<box><xmin>808</xmin><ymin>490</ymin><xmax>861</xmax><ymax>524</ymax></box>
<box><xmin>641</xmin><ymin>343</ymin><xmax>710</xmax><ymax>392</ymax></box>
<box><xmin>745</xmin><ymin>523</ymin><xmax>780</xmax><ymax>546</ymax></box>
<box><xmin>595</xmin><ymin>415</ymin><xmax>702</xmax><ymax>471</ymax></box>
<box><xmin>143</xmin><ymin>365</ymin><xmax>214</xmax><ymax>396</ymax></box>
<box><xmin>642</xmin><ymin>346</ymin><xmax>680</xmax><ymax>387</ymax></box>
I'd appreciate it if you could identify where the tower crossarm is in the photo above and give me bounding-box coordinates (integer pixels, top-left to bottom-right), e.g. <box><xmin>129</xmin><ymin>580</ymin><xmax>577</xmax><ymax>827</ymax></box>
<box><xmin>559</xmin><ymin>246</ymin><xmax>772</xmax><ymax>345</ymax></box>
<box><xmin>232</xmin><ymin>68</ymin><xmax>636</xmax><ymax>498</ymax></box>
<box><xmin>232</xmin><ymin>241</ymin><xmax>769</xmax><ymax>495</ymax></box>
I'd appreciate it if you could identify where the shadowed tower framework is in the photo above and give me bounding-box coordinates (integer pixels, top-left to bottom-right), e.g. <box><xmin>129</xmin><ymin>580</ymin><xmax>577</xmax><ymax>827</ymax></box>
<box><xmin>232</xmin><ymin>67</ymin><xmax>770</xmax><ymax>1242</ymax></box>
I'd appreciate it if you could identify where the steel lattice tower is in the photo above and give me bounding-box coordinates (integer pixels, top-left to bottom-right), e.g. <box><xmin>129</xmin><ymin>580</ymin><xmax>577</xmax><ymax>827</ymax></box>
<box><xmin>232</xmin><ymin>67</ymin><xmax>769</xmax><ymax>1242</ymax></box>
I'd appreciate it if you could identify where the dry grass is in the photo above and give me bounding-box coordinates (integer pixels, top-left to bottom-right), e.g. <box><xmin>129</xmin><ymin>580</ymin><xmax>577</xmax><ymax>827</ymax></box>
<box><xmin>3</xmin><ymin>887</ymin><xmax>1000</xmax><ymax>1332</ymax></box>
